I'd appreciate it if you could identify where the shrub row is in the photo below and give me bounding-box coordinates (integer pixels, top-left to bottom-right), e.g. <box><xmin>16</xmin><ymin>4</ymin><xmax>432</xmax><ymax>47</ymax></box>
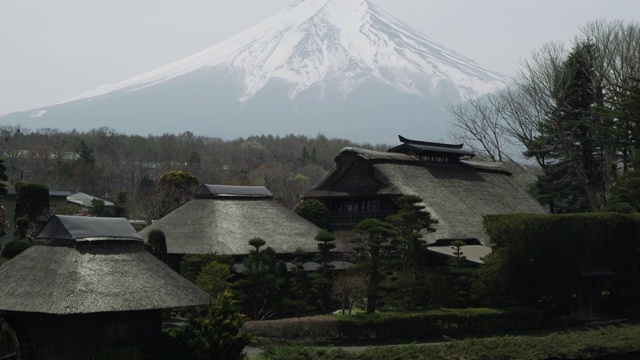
<box><xmin>335</xmin><ymin>307</ymin><xmax>543</xmax><ymax>340</ymax></box>
<box><xmin>242</xmin><ymin>307</ymin><xmax>543</xmax><ymax>342</ymax></box>
<box><xmin>260</xmin><ymin>324</ymin><xmax>640</xmax><ymax>360</ymax></box>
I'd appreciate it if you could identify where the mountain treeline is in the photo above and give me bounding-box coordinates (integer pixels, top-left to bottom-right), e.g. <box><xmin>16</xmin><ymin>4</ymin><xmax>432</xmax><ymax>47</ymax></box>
<box><xmin>448</xmin><ymin>19</ymin><xmax>640</xmax><ymax>213</ymax></box>
<box><xmin>0</xmin><ymin>125</ymin><xmax>385</xmax><ymax>216</ymax></box>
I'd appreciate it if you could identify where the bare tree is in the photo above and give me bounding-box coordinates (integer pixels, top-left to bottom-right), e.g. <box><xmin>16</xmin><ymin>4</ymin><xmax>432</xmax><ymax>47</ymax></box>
<box><xmin>447</xmin><ymin>93</ymin><xmax>509</xmax><ymax>162</ymax></box>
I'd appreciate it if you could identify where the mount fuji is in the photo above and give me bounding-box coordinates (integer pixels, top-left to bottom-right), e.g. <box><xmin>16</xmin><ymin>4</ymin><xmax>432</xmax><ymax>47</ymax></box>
<box><xmin>1</xmin><ymin>0</ymin><xmax>511</xmax><ymax>144</ymax></box>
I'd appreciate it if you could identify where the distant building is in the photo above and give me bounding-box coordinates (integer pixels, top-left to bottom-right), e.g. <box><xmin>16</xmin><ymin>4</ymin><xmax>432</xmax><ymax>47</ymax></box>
<box><xmin>303</xmin><ymin>136</ymin><xmax>547</xmax><ymax>263</ymax></box>
<box><xmin>66</xmin><ymin>192</ymin><xmax>114</xmax><ymax>210</ymax></box>
<box><xmin>0</xmin><ymin>215</ymin><xmax>209</xmax><ymax>359</ymax></box>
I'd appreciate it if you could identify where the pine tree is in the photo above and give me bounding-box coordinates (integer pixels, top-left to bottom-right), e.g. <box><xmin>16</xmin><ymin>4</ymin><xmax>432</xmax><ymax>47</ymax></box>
<box><xmin>234</xmin><ymin>238</ymin><xmax>285</xmax><ymax>319</ymax></box>
<box><xmin>530</xmin><ymin>42</ymin><xmax>610</xmax><ymax>212</ymax></box>
<box><xmin>352</xmin><ymin>218</ymin><xmax>398</xmax><ymax>313</ymax></box>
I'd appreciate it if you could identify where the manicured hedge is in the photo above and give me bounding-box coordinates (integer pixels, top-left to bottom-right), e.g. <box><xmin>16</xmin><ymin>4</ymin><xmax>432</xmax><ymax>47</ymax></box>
<box><xmin>260</xmin><ymin>323</ymin><xmax>640</xmax><ymax>360</ymax></box>
<box><xmin>481</xmin><ymin>213</ymin><xmax>640</xmax><ymax>316</ymax></box>
<box><xmin>334</xmin><ymin>307</ymin><xmax>543</xmax><ymax>340</ymax></box>
<box><xmin>243</xmin><ymin>308</ymin><xmax>543</xmax><ymax>342</ymax></box>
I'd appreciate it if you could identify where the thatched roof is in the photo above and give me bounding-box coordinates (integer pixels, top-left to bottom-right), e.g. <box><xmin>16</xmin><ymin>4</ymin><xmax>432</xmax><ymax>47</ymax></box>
<box><xmin>305</xmin><ymin>147</ymin><xmax>547</xmax><ymax>245</ymax></box>
<box><xmin>0</xmin><ymin>216</ymin><xmax>210</xmax><ymax>314</ymax></box>
<box><xmin>138</xmin><ymin>186</ymin><xmax>322</xmax><ymax>255</ymax></box>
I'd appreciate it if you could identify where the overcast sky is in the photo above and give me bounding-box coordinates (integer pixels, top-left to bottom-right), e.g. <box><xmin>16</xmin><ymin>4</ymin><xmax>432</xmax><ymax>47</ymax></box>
<box><xmin>1</xmin><ymin>0</ymin><xmax>639</xmax><ymax>116</ymax></box>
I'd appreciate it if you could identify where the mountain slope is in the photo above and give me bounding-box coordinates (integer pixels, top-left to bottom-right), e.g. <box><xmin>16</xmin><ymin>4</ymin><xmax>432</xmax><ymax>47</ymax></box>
<box><xmin>1</xmin><ymin>0</ymin><xmax>510</xmax><ymax>144</ymax></box>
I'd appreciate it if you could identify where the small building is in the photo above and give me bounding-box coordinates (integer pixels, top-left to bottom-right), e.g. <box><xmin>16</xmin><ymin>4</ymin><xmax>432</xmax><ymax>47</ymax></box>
<box><xmin>303</xmin><ymin>136</ymin><xmax>548</xmax><ymax>263</ymax></box>
<box><xmin>66</xmin><ymin>192</ymin><xmax>114</xmax><ymax>210</ymax></box>
<box><xmin>138</xmin><ymin>184</ymin><xmax>323</xmax><ymax>270</ymax></box>
<box><xmin>0</xmin><ymin>215</ymin><xmax>209</xmax><ymax>360</ymax></box>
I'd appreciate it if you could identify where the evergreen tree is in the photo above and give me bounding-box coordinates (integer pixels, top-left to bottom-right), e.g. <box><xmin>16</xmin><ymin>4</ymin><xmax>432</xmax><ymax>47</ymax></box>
<box><xmin>89</xmin><ymin>198</ymin><xmax>109</xmax><ymax>217</ymax></box>
<box><xmin>310</xmin><ymin>229</ymin><xmax>336</xmax><ymax>313</ymax></box>
<box><xmin>181</xmin><ymin>290</ymin><xmax>251</xmax><ymax>360</ymax></box>
<box><xmin>112</xmin><ymin>189</ymin><xmax>128</xmax><ymax>217</ymax></box>
<box><xmin>13</xmin><ymin>182</ymin><xmax>49</xmax><ymax>239</ymax></box>
<box><xmin>235</xmin><ymin>238</ymin><xmax>285</xmax><ymax>319</ymax></box>
<box><xmin>288</xmin><ymin>248</ymin><xmax>314</xmax><ymax>316</ymax></box>
<box><xmin>0</xmin><ymin>157</ymin><xmax>8</xmax><ymax>239</ymax></box>
<box><xmin>606</xmin><ymin>165</ymin><xmax>640</xmax><ymax>213</ymax></box>
<box><xmin>529</xmin><ymin>42</ymin><xmax>611</xmax><ymax>212</ymax></box>
<box><xmin>196</xmin><ymin>261</ymin><xmax>233</xmax><ymax>299</ymax></box>
<box><xmin>146</xmin><ymin>229</ymin><xmax>168</xmax><ymax>262</ymax></box>
<box><xmin>351</xmin><ymin>218</ymin><xmax>398</xmax><ymax>313</ymax></box>
<box><xmin>445</xmin><ymin>240</ymin><xmax>476</xmax><ymax>308</ymax></box>
<box><xmin>386</xmin><ymin>195</ymin><xmax>438</xmax><ymax>309</ymax></box>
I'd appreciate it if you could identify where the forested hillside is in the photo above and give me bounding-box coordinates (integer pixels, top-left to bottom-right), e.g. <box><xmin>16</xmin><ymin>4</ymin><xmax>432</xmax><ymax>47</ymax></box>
<box><xmin>0</xmin><ymin>126</ymin><xmax>386</xmax><ymax>216</ymax></box>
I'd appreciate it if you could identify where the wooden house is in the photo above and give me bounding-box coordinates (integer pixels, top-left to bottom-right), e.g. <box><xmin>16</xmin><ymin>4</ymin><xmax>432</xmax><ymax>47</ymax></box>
<box><xmin>303</xmin><ymin>136</ymin><xmax>547</xmax><ymax>261</ymax></box>
<box><xmin>0</xmin><ymin>215</ymin><xmax>209</xmax><ymax>360</ymax></box>
<box><xmin>138</xmin><ymin>184</ymin><xmax>323</xmax><ymax>270</ymax></box>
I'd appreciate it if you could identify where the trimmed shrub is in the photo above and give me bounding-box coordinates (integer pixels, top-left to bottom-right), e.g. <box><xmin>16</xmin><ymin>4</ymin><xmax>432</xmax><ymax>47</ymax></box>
<box><xmin>147</xmin><ymin>229</ymin><xmax>168</xmax><ymax>262</ymax></box>
<box><xmin>1</xmin><ymin>239</ymin><xmax>32</xmax><ymax>259</ymax></box>
<box><xmin>294</xmin><ymin>199</ymin><xmax>331</xmax><ymax>231</ymax></box>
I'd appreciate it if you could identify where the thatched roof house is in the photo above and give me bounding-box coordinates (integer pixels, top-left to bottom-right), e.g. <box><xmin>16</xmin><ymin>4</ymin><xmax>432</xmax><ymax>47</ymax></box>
<box><xmin>138</xmin><ymin>185</ymin><xmax>322</xmax><ymax>266</ymax></box>
<box><xmin>0</xmin><ymin>215</ymin><xmax>209</xmax><ymax>359</ymax></box>
<box><xmin>304</xmin><ymin>136</ymin><xmax>547</xmax><ymax>248</ymax></box>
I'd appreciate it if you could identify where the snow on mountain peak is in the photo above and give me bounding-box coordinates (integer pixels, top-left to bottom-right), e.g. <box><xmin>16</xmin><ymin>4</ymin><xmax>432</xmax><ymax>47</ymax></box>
<box><xmin>63</xmin><ymin>0</ymin><xmax>509</xmax><ymax>105</ymax></box>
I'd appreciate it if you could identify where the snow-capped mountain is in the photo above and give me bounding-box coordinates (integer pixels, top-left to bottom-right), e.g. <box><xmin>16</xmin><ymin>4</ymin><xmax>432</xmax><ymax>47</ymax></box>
<box><xmin>1</xmin><ymin>0</ymin><xmax>511</xmax><ymax>144</ymax></box>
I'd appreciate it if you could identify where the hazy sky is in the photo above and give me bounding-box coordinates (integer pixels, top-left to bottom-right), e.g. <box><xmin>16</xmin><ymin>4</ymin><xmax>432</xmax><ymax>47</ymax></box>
<box><xmin>1</xmin><ymin>0</ymin><xmax>639</xmax><ymax>116</ymax></box>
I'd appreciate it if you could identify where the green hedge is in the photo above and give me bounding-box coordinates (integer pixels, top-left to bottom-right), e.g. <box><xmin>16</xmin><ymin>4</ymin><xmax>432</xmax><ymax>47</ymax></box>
<box><xmin>260</xmin><ymin>324</ymin><xmax>640</xmax><ymax>360</ymax></box>
<box><xmin>481</xmin><ymin>213</ymin><xmax>640</xmax><ymax>315</ymax></box>
<box><xmin>242</xmin><ymin>308</ymin><xmax>543</xmax><ymax>342</ymax></box>
<box><xmin>335</xmin><ymin>307</ymin><xmax>543</xmax><ymax>340</ymax></box>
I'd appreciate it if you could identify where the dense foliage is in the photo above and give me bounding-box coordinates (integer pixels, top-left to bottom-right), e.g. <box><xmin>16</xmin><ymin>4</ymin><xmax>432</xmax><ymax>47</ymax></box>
<box><xmin>479</xmin><ymin>213</ymin><xmax>640</xmax><ymax>316</ymax></box>
<box><xmin>13</xmin><ymin>182</ymin><xmax>49</xmax><ymax>237</ymax></box>
<box><xmin>0</xmin><ymin>158</ymin><xmax>8</xmax><ymax>239</ymax></box>
<box><xmin>0</xmin><ymin>128</ymin><xmax>381</xmax><ymax>218</ymax></box>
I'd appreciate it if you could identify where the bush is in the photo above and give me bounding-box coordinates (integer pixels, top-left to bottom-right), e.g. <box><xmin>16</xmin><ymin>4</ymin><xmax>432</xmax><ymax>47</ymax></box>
<box><xmin>180</xmin><ymin>290</ymin><xmax>251</xmax><ymax>360</ymax></box>
<box><xmin>1</xmin><ymin>239</ymin><xmax>32</xmax><ymax>259</ymax></box>
<box><xmin>147</xmin><ymin>229</ymin><xmax>167</xmax><ymax>262</ymax></box>
<box><xmin>294</xmin><ymin>199</ymin><xmax>331</xmax><ymax>231</ymax></box>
